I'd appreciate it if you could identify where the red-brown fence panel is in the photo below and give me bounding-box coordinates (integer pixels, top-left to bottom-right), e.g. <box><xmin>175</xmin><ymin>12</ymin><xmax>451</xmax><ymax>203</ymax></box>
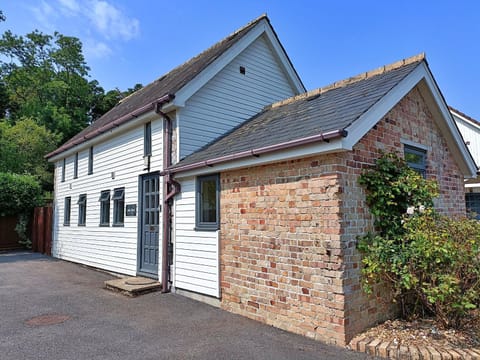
<box><xmin>0</xmin><ymin>216</ymin><xmax>22</xmax><ymax>250</ymax></box>
<box><xmin>32</xmin><ymin>206</ymin><xmax>53</xmax><ymax>255</ymax></box>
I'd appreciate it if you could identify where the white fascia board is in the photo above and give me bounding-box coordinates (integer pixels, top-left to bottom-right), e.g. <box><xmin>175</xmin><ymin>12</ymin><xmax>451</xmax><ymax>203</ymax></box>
<box><xmin>418</xmin><ymin>62</ymin><xmax>477</xmax><ymax>178</ymax></box>
<box><xmin>173</xmin><ymin>138</ymin><xmax>346</xmax><ymax>178</ymax></box>
<box><xmin>343</xmin><ymin>65</ymin><xmax>425</xmax><ymax>150</ymax></box>
<box><xmin>171</xmin><ymin>21</ymin><xmax>268</xmax><ymax>108</ymax></box>
<box><xmin>48</xmin><ymin>110</ymin><xmax>160</xmax><ymax>162</ymax></box>
<box><xmin>263</xmin><ymin>25</ymin><xmax>305</xmax><ymax>93</ymax></box>
<box><xmin>343</xmin><ymin>62</ymin><xmax>477</xmax><ymax>178</ymax></box>
<box><xmin>465</xmin><ymin>183</ymin><xmax>480</xmax><ymax>188</ymax></box>
<box><xmin>452</xmin><ymin>111</ymin><xmax>480</xmax><ymax>132</ymax></box>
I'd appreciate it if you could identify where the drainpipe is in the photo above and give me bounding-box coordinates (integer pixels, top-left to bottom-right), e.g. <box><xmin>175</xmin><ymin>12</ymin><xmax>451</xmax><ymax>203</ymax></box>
<box><xmin>157</xmin><ymin>105</ymin><xmax>181</xmax><ymax>293</ymax></box>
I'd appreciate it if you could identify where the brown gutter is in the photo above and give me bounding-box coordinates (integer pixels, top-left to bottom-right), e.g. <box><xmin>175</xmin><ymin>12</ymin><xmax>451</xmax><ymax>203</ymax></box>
<box><xmin>46</xmin><ymin>93</ymin><xmax>175</xmax><ymax>159</ymax></box>
<box><xmin>166</xmin><ymin>128</ymin><xmax>348</xmax><ymax>174</ymax></box>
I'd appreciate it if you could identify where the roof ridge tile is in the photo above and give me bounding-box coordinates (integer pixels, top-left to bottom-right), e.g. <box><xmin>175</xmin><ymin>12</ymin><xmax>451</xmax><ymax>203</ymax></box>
<box><xmin>267</xmin><ymin>53</ymin><xmax>426</xmax><ymax>110</ymax></box>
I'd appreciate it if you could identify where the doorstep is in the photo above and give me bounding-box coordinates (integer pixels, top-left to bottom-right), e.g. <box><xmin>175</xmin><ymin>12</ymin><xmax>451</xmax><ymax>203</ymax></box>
<box><xmin>104</xmin><ymin>276</ymin><xmax>161</xmax><ymax>297</ymax></box>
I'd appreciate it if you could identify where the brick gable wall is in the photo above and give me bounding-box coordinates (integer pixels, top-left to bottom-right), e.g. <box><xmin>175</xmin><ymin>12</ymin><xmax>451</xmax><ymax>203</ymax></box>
<box><xmin>219</xmin><ymin>86</ymin><xmax>466</xmax><ymax>345</ymax></box>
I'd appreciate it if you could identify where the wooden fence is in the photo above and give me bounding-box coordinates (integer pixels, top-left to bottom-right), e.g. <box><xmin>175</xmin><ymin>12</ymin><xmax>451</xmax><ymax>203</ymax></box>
<box><xmin>32</xmin><ymin>206</ymin><xmax>53</xmax><ymax>255</ymax></box>
<box><xmin>0</xmin><ymin>215</ymin><xmax>23</xmax><ymax>250</ymax></box>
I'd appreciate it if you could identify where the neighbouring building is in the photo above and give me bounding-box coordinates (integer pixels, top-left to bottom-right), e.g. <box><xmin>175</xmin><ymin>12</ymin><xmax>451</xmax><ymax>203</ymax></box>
<box><xmin>450</xmin><ymin>107</ymin><xmax>480</xmax><ymax>218</ymax></box>
<box><xmin>46</xmin><ymin>15</ymin><xmax>477</xmax><ymax>346</ymax></box>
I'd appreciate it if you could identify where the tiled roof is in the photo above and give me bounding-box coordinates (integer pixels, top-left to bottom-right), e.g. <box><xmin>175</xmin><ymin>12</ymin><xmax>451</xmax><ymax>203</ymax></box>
<box><xmin>47</xmin><ymin>14</ymin><xmax>270</xmax><ymax>159</ymax></box>
<box><xmin>171</xmin><ymin>54</ymin><xmax>425</xmax><ymax>171</ymax></box>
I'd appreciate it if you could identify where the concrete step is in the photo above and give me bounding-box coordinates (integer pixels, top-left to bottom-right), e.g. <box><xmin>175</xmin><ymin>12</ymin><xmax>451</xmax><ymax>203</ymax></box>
<box><xmin>104</xmin><ymin>276</ymin><xmax>161</xmax><ymax>296</ymax></box>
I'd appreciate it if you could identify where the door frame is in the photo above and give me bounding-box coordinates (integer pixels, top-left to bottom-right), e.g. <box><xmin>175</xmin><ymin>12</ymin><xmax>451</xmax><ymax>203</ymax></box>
<box><xmin>137</xmin><ymin>171</ymin><xmax>161</xmax><ymax>279</ymax></box>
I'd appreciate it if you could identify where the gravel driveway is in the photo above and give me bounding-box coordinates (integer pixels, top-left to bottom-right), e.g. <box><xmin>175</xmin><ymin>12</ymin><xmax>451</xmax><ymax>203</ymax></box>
<box><xmin>0</xmin><ymin>251</ymin><xmax>374</xmax><ymax>360</ymax></box>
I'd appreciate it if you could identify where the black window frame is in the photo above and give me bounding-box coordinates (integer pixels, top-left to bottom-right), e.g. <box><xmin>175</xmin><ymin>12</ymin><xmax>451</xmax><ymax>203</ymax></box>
<box><xmin>144</xmin><ymin>122</ymin><xmax>152</xmax><ymax>157</ymax></box>
<box><xmin>64</xmin><ymin>197</ymin><xmax>71</xmax><ymax>226</ymax></box>
<box><xmin>73</xmin><ymin>152</ymin><xmax>78</xmax><ymax>179</ymax></box>
<box><xmin>113</xmin><ymin>187</ymin><xmax>125</xmax><ymax>226</ymax></box>
<box><xmin>99</xmin><ymin>190</ymin><xmax>110</xmax><ymax>226</ymax></box>
<box><xmin>195</xmin><ymin>174</ymin><xmax>220</xmax><ymax>231</ymax></box>
<box><xmin>77</xmin><ymin>194</ymin><xmax>87</xmax><ymax>226</ymax></box>
<box><xmin>61</xmin><ymin>158</ymin><xmax>66</xmax><ymax>182</ymax></box>
<box><xmin>88</xmin><ymin>146</ymin><xmax>93</xmax><ymax>175</ymax></box>
<box><xmin>404</xmin><ymin>144</ymin><xmax>427</xmax><ymax>178</ymax></box>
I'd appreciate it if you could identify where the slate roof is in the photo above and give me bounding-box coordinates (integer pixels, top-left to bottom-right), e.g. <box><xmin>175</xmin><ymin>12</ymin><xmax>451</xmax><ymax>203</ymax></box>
<box><xmin>170</xmin><ymin>54</ymin><xmax>425</xmax><ymax>171</ymax></box>
<box><xmin>48</xmin><ymin>14</ymin><xmax>284</xmax><ymax>159</ymax></box>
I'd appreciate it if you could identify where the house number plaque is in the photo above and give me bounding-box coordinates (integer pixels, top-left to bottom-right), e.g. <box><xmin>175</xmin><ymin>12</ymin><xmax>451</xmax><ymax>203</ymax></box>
<box><xmin>126</xmin><ymin>204</ymin><xmax>137</xmax><ymax>216</ymax></box>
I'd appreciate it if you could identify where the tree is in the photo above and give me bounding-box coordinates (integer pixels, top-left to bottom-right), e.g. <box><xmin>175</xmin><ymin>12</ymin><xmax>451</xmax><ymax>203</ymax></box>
<box><xmin>0</xmin><ymin>117</ymin><xmax>59</xmax><ymax>191</ymax></box>
<box><xmin>0</xmin><ymin>30</ymin><xmax>97</xmax><ymax>142</ymax></box>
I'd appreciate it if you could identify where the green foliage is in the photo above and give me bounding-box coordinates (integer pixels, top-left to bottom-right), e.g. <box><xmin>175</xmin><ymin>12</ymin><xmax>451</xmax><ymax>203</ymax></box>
<box><xmin>358</xmin><ymin>153</ymin><xmax>480</xmax><ymax>328</ymax></box>
<box><xmin>0</xmin><ymin>117</ymin><xmax>60</xmax><ymax>191</ymax></box>
<box><xmin>0</xmin><ymin>172</ymin><xmax>43</xmax><ymax>216</ymax></box>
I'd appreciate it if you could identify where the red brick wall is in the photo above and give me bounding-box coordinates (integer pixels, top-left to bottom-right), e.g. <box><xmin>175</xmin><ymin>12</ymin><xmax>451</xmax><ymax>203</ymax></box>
<box><xmin>219</xmin><ymin>86</ymin><xmax>466</xmax><ymax>345</ymax></box>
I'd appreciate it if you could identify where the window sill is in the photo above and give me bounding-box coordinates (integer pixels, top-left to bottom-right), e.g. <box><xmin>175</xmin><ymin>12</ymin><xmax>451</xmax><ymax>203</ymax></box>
<box><xmin>99</xmin><ymin>224</ymin><xmax>110</xmax><ymax>227</ymax></box>
<box><xmin>194</xmin><ymin>226</ymin><xmax>219</xmax><ymax>232</ymax></box>
<box><xmin>78</xmin><ymin>224</ymin><xmax>86</xmax><ymax>227</ymax></box>
<box><xmin>63</xmin><ymin>224</ymin><xmax>70</xmax><ymax>226</ymax></box>
<box><xmin>112</xmin><ymin>224</ymin><xmax>124</xmax><ymax>227</ymax></box>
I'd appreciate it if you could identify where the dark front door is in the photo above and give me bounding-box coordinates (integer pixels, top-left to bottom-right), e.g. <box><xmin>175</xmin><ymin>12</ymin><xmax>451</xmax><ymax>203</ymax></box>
<box><xmin>138</xmin><ymin>173</ymin><xmax>160</xmax><ymax>277</ymax></box>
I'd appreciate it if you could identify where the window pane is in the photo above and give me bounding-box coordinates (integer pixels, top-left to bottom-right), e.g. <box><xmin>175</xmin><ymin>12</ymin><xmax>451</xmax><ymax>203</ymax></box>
<box><xmin>201</xmin><ymin>179</ymin><xmax>217</xmax><ymax>223</ymax></box>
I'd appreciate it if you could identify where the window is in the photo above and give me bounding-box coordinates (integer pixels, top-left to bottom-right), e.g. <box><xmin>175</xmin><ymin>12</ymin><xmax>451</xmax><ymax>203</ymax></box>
<box><xmin>144</xmin><ymin>122</ymin><xmax>152</xmax><ymax>157</ymax></box>
<box><xmin>404</xmin><ymin>145</ymin><xmax>426</xmax><ymax>178</ymax></box>
<box><xmin>88</xmin><ymin>146</ymin><xmax>93</xmax><ymax>175</ymax></box>
<box><xmin>74</xmin><ymin>153</ymin><xmax>78</xmax><ymax>179</ymax></box>
<box><xmin>466</xmin><ymin>193</ymin><xmax>480</xmax><ymax>220</ymax></box>
<box><xmin>78</xmin><ymin>194</ymin><xmax>87</xmax><ymax>226</ymax></box>
<box><xmin>99</xmin><ymin>190</ymin><xmax>110</xmax><ymax>226</ymax></box>
<box><xmin>195</xmin><ymin>174</ymin><xmax>220</xmax><ymax>231</ymax></box>
<box><xmin>113</xmin><ymin>187</ymin><xmax>125</xmax><ymax>226</ymax></box>
<box><xmin>64</xmin><ymin>197</ymin><xmax>71</xmax><ymax>226</ymax></box>
<box><xmin>61</xmin><ymin>158</ymin><xmax>66</xmax><ymax>182</ymax></box>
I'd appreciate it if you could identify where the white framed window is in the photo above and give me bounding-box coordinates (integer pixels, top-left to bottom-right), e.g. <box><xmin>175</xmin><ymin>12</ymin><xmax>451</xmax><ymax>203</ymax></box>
<box><xmin>78</xmin><ymin>194</ymin><xmax>87</xmax><ymax>226</ymax></box>
<box><xmin>64</xmin><ymin>197</ymin><xmax>71</xmax><ymax>226</ymax></box>
<box><xmin>404</xmin><ymin>144</ymin><xmax>427</xmax><ymax>178</ymax></box>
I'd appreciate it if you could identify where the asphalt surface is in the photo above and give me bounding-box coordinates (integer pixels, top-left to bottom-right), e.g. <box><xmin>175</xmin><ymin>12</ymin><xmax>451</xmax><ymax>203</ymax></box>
<box><xmin>0</xmin><ymin>251</ymin><xmax>374</xmax><ymax>360</ymax></box>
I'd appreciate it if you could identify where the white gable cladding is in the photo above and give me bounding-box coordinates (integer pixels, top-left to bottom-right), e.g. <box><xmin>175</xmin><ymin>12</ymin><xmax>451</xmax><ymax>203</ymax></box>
<box><xmin>452</xmin><ymin>113</ymin><xmax>480</xmax><ymax>168</ymax></box>
<box><xmin>178</xmin><ymin>35</ymin><xmax>297</xmax><ymax>159</ymax></box>
<box><xmin>52</xmin><ymin>118</ymin><xmax>164</xmax><ymax>275</ymax></box>
<box><xmin>173</xmin><ymin>177</ymin><xmax>219</xmax><ymax>297</ymax></box>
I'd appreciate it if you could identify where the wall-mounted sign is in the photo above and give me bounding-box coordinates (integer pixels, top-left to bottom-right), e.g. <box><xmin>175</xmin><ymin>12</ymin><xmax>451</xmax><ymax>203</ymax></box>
<box><xmin>126</xmin><ymin>204</ymin><xmax>137</xmax><ymax>216</ymax></box>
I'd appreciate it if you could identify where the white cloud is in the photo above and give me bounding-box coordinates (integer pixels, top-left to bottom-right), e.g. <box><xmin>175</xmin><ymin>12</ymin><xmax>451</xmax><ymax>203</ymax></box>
<box><xmin>83</xmin><ymin>39</ymin><xmax>113</xmax><ymax>59</ymax></box>
<box><xmin>30</xmin><ymin>1</ymin><xmax>58</xmax><ymax>30</ymax></box>
<box><xmin>58</xmin><ymin>0</ymin><xmax>81</xmax><ymax>15</ymax></box>
<box><xmin>88</xmin><ymin>1</ymin><xmax>139</xmax><ymax>40</ymax></box>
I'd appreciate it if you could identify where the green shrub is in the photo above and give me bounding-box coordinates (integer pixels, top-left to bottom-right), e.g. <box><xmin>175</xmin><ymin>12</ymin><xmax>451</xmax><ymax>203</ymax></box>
<box><xmin>0</xmin><ymin>172</ymin><xmax>44</xmax><ymax>246</ymax></box>
<box><xmin>358</xmin><ymin>153</ymin><xmax>480</xmax><ymax>328</ymax></box>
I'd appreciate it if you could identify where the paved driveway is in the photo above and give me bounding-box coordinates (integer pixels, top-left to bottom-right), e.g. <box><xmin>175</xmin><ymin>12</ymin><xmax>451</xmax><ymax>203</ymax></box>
<box><xmin>0</xmin><ymin>251</ymin><xmax>374</xmax><ymax>360</ymax></box>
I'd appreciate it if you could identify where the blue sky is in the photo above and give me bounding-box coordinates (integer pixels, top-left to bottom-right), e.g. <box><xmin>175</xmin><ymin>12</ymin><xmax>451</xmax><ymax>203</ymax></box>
<box><xmin>2</xmin><ymin>1</ymin><xmax>479</xmax><ymax>119</ymax></box>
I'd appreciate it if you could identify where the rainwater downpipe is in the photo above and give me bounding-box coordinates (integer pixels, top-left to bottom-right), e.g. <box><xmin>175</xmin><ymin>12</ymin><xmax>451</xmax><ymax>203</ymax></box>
<box><xmin>157</xmin><ymin>106</ymin><xmax>181</xmax><ymax>293</ymax></box>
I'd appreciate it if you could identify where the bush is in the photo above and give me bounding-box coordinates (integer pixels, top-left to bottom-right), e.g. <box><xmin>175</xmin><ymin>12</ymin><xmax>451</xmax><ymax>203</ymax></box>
<box><xmin>0</xmin><ymin>172</ymin><xmax>44</xmax><ymax>246</ymax></box>
<box><xmin>358</xmin><ymin>153</ymin><xmax>480</xmax><ymax>328</ymax></box>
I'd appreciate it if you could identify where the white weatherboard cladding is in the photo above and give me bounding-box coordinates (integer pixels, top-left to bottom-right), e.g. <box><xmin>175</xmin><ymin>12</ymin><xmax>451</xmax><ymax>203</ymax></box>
<box><xmin>52</xmin><ymin>119</ymin><xmax>164</xmax><ymax>275</ymax></box>
<box><xmin>174</xmin><ymin>177</ymin><xmax>219</xmax><ymax>297</ymax></box>
<box><xmin>454</xmin><ymin>115</ymin><xmax>480</xmax><ymax>167</ymax></box>
<box><xmin>179</xmin><ymin>35</ymin><xmax>297</xmax><ymax>158</ymax></box>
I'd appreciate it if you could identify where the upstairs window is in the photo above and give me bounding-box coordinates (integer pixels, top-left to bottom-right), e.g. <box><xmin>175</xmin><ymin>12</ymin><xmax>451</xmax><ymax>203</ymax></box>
<box><xmin>99</xmin><ymin>190</ymin><xmax>110</xmax><ymax>226</ymax></box>
<box><xmin>144</xmin><ymin>122</ymin><xmax>152</xmax><ymax>157</ymax></box>
<box><xmin>404</xmin><ymin>145</ymin><xmax>426</xmax><ymax>178</ymax></box>
<box><xmin>195</xmin><ymin>174</ymin><xmax>220</xmax><ymax>231</ymax></box>
<box><xmin>113</xmin><ymin>188</ymin><xmax>125</xmax><ymax>226</ymax></box>
<box><xmin>74</xmin><ymin>152</ymin><xmax>78</xmax><ymax>179</ymax></box>
<box><xmin>78</xmin><ymin>194</ymin><xmax>87</xmax><ymax>226</ymax></box>
<box><xmin>64</xmin><ymin>197</ymin><xmax>71</xmax><ymax>226</ymax></box>
<box><xmin>88</xmin><ymin>146</ymin><xmax>93</xmax><ymax>175</ymax></box>
<box><xmin>61</xmin><ymin>158</ymin><xmax>66</xmax><ymax>182</ymax></box>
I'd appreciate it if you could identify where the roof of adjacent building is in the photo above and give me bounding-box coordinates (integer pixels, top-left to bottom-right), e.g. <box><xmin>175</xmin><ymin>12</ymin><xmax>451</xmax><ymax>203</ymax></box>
<box><xmin>449</xmin><ymin>106</ymin><xmax>480</xmax><ymax>127</ymax></box>
<box><xmin>48</xmin><ymin>14</ymin><xmax>302</xmax><ymax>159</ymax></box>
<box><xmin>171</xmin><ymin>54</ymin><xmax>425</xmax><ymax>170</ymax></box>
